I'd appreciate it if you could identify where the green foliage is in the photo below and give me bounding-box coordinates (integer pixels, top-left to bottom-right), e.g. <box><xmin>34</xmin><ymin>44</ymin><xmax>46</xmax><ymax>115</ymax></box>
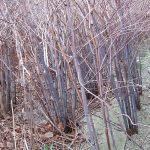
<box><xmin>43</xmin><ymin>144</ymin><xmax>48</xmax><ymax>150</ymax></box>
<box><xmin>50</xmin><ymin>144</ymin><xmax>53</xmax><ymax>150</ymax></box>
<box><xmin>43</xmin><ymin>144</ymin><xmax>53</xmax><ymax>150</ymax></box>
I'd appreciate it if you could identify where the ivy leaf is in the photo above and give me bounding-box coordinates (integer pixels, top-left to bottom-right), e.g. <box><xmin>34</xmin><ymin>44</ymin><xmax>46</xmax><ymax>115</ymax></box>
<box><xmin>43</xmin><ymin>144</ymin><xmax>48</xmax><ymax>150</ymax></box>
<box><xmin>50</xmin><ymin>144</ymin><xmax>53</xmax><ymax>150</ymax></box>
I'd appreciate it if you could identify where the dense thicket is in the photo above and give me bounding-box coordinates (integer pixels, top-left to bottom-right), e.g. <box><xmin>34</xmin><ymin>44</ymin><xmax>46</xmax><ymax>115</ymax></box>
<box><xmin>0</xmin><ymin>0</ymin><xmax>150</xmax><ymax>149</ymax></box>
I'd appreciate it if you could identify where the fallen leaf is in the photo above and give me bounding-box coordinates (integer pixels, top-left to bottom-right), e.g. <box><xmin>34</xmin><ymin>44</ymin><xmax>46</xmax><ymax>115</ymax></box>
<box><xmin>6</xmin><ymin>142</ymin><xmax>14</xmax><ymax>148</ymax></box>
<box><xmin>0</xmin><ymin>143</ymin><xmax>4</xmax><ymax>148</ymax></box>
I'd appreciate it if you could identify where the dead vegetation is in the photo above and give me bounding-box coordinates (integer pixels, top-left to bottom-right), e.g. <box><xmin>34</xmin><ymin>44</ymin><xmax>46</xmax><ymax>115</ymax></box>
<box><xmin>0</xmin><ymin>0</ymin><xmax>150</xmax><ymax>149</ymax></box>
